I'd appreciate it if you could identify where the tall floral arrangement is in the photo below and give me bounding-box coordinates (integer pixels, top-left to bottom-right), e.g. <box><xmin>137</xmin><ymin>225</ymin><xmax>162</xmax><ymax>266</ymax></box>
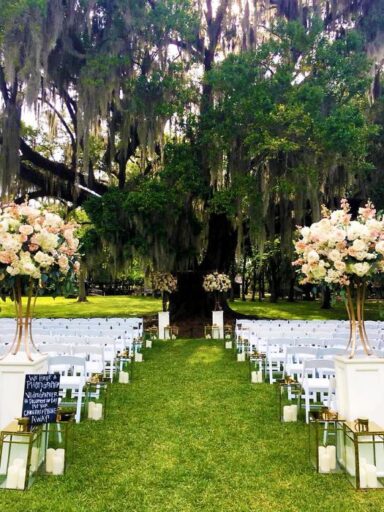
<box><xmin>151</xmin><ymin>272</ymin><xmax>177</xmax><ymax>312</ymax></box>
<box><xmin>293</xmin><ymin>199</ymin><xmax>384</xmax><ymax>356</ymax></box>
<box><xmin>203</xmin><ymin>272</ymin><xmax>231</xmax><ymax>311</ymax></box>
<box><xmin>0</xmin><ymin>201</ymin><xmax>80</xmax><ymax>359</ymax></box>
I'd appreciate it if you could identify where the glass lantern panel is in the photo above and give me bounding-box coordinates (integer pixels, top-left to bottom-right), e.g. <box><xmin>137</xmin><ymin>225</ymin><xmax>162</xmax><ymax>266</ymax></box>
<box><xmin>0</xmin><ymin>422</ymin><xmax>43</xmax><ymax>490</ymax></box>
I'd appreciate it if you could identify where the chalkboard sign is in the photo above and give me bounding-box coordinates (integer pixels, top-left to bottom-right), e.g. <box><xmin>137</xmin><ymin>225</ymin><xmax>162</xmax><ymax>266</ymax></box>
<box><xmin>22</xmin><ymin>374</ymin><xmax>61</xmax><ymax>425</ymax></box>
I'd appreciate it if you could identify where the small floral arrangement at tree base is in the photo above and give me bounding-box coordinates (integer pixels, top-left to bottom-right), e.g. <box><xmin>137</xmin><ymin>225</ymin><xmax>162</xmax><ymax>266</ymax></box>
<box><xmin>203</xmin><ymin>272</ymin><xmax>231</xmax><ymax>311</ymax></box>
<box><xmin>293</xmin><ymin>199</ymin><xmax>384</xmax><ymax>357</ymax></box>
<box><xmin>0</xmin><ymin>201</ymin><xmax>80</xmax><ymax>359</ymax></box>
<box><xmin>151</xmin><ymin>271</ymin><xmax>177</xmax><ymax>312</ymax></box>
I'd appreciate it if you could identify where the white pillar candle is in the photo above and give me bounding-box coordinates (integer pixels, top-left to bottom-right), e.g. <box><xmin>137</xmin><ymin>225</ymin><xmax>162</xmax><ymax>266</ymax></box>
<box><xmin>56</xmin><ymin>449</ymin><xmax>65</xmax><ymax>462</ymax></box>
<box><xmin>88</xmin><ymin>401</ymin><xmax>96</xmax><ymax>419</ymax></box>
<box><xmin>366</xmin><ymin>464</ymin><xmax>378</xmax><ymax>488</ymax></box>
<box><xmin>30</xmin><ymin>447</ymin><xmax>40</xmax><ymax>472</ymax></box>
<box><xmin>92</xmin><ymin>403</ymin><xmax>103</xmax><ymax>421</ymax></box>
<box><xmin>46</xmin><ymin>448</ymin><xmax>56</xmax><ymax>473</ymax></box>
<box><xmin>318</xmin><ymin>447</ymin><xmax>331</xmax><ymax>473</ymax></box>
<box><xmin>52</xmin><ymin>452</ymin><xmax>65</xmax><ymax>476</ymax></box>
<box><xmin>359</xmin><ymin>465</ymin><xmax>368</xmax><ymax>488</ymax></box>
<box><xmin>5</xmin><ymin>465</ymin><xmax>19</xmax><ymax>489</ymax></box>
<box><xmin>119</xmin><ymin>371</ymin><xmax>129</xmax><ymax>384</ymax></box>
<box><xmin>12</xmin><ymin>458</ymin><xmax>24</xmax><ymax>469</ymax></box>
<box><xmin>283</xmin><ymin>405</ymin><xmax>292</xmax><ymax>422</ymax></box>
<box><xmin>326</xmin><ymin>445</ymin><xmax>337</xmax><ymax>471</ymax></box>
<box><xmin>289</xmin><ymin>405</ymin><xmax>298</xmax><ymax>422</ymax></box>
<box><xmin>17</xmin><ymin>467</ymin><xmax>26</xmax><ymax>489</ymax></box>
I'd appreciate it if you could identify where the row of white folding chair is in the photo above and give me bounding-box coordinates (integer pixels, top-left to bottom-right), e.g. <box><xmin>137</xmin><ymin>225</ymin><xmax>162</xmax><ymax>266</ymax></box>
<box><xmin>301</xmin><ymin>359</ymin><xmax>336</xmax><ymax>423</ymax></box>
<box><xmin>250</xmin><ymin>333</ymin><xmax>382</xmax><ymax>356</ymax></box>
<box><xmin>48</xmin><ymin>356</ymin><xmax>86</xmax><ymax>422</ymax></box>
<box><xmin>284</xmin><ymin>347</ymin><xmax>346</xmax><ymax>383</ymax></box>
<box><xmin>44</xmin><ymin>344</ymin><xmax>116</xmax><ymax>382</ymax></box>
<box><xmin>266</xmin><ymin>339</ymin><xmax>352</xmax><ymax>383</ymax></box>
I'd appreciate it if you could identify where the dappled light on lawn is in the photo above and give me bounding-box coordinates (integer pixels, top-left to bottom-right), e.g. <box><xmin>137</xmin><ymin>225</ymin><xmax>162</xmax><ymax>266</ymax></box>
<box><xmin>186</xmin><ymin>344</ymin><xmax>225</xmax><ymax>365</ymax></box>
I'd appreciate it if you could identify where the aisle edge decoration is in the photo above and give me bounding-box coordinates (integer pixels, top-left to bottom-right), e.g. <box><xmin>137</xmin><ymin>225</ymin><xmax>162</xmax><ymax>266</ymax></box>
<box><xmin>293</xmin><ymin>199</ymin><xmax>384</xmax><ymax>358</ymax></box>
<box><xmin>0</xmin><ymin>201</ymin><xmax>80</xmax><ymax>360</ymax></box>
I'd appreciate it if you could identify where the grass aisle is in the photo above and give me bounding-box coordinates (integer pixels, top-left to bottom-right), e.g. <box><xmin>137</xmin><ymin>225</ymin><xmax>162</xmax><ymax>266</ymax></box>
<box><xmin>1</xmin><ymin>340</ymin><xmax>383</xmax><ymax>511</ymax></box>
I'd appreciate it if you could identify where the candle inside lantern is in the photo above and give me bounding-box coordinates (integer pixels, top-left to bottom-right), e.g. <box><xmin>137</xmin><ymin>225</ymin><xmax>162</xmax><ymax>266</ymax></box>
<box><xmin>88</xmin><ymin>401</ymin><xmax>96</xmax><ymax>419</ymax></box>
<box><xmin>16</xmin><ymin>466</ymin><xmax>26</xmax><ymax>489</ymax></box>
<box><xmin>45</xmin><ymin>448</ymin><xmax>56</xmax><ymax>473</ymax></box>
<box><xmin>327</xmin><ymin>445</ymin><xmax>337</xmax><ymax>470</ymax></box>
<box><xmin>5</xmin><ymin>465</ymin><xmax>20</xmax><ymax>489</ymax></box>
<box><xmin>318</xmin><ymin>446</ymin><xmax>331</xmax><ymax>473</ymax></box>
<box><xmin>91</xmin><ymin>403</ymin><xmax>103</xmax><ymax>421</ymax></box>
<box><xmin>366</xmin><ymin>464</ymin><xmax>378</xmax><ymax>488</ymax></box>
<box><xmin>359</xmin><ymin>465</ymin><xmax>368</xmax><ymax>488</ymax></box>
<box><xmin>283</xmin><ymin>405</ymin><xmax>297</xmax><ymax>422</ymax></box>
<box><xmin>289</xmin><ymin>404</ymin><xmax>298</xmax><ymax>421</ymax></box>
<box><xmin>119</xmin><ymin>371</ymin><xmax>129</xmax><ymax>384</ymax></box>
<box><xmin>52</xmin><ymin>449</ymin><xmax>65</xmax><ymax>475</ymax></box>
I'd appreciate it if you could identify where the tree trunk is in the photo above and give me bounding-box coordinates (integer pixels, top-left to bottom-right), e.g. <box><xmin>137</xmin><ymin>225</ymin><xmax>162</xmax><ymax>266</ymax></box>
<box><xmin>170</xmin><ymin>212</ymin><xmax>238</xmax><ymax>321</ymax></box>
<box><xmin>251</xmin><ymin>269</ymin><xmax>257</xmax><ymax>302</ymax></box>
<box><xmin>241</xmin><ymin>257</ymin><xmax>246</xmax><ymax>301</ymax></box>
<box><xmin>77</xmin><ymin>264</ymin><xmax>88</xmax><ymax>303</ymax></box>
<box><xmin>321</xmin><ymin>286</ymin><xmax>332</xmax><ymax>309</ymax></box>
<box><xmin>258</xmin><ymin>272</ymin><xmax>264</xmax><ymax>301</ymax></box>
<box><xmin>288</xmin><ymin>277</ymin><xmax>295</xmax><ymax>302</ymax></box>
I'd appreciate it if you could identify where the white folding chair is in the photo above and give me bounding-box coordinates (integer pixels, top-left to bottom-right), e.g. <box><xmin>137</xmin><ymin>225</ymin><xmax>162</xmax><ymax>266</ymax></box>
<box><xmin>48</xmin><ymin>356</ymin><xmax>86</xmax><ymax>423</ymax></box>
<box><xmin>301</xmin><ymin>359</ymin><xmax>335</xmax><ymax>423</ymax></box>
<box><xmin>284</xmin><ymin>346</ymin><xmax>318</xmax><ymax>382</ymax></box>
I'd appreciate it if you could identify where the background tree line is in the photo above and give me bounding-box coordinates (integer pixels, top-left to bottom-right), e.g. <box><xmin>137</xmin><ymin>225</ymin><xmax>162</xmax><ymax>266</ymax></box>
<box><xmin>1</xmin><ymin>0</ymin><xmax>384</xmax><ymax>316</ymax></box>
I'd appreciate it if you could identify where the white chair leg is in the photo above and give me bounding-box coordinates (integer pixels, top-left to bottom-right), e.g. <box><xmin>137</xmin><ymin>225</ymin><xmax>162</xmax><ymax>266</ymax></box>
<box><xmin>75</xmin><ymin>387</ymin><xmax>83</xmax><ymax>423</ymax></box>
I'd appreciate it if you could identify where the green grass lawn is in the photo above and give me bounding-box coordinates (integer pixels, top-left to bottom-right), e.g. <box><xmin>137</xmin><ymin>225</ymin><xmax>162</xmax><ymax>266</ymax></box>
<box><xmin>0</xmin><ymin>295</ymin><xmax>382</xmax><ymax>321</ymax></box>
<box><xmin>0</xmin><ymin>296</ymin><xmax>162</xmax><ymax>318</ymax></box>
<box><xmin>231</xmin><ymin>298</ymin><xmax>383</xmax><ymax>321</ymax></box>
<box><xmin>1</xmin><ymin>340</ymin><xmax>383</xmax><ymax>512</ymax></box>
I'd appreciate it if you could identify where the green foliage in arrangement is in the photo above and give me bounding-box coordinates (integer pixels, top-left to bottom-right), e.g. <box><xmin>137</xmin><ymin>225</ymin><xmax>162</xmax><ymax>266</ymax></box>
<box><xmin>0</xmin><ymin>340</ymin><xmax>384</xmax><ymax>511</ymax></box>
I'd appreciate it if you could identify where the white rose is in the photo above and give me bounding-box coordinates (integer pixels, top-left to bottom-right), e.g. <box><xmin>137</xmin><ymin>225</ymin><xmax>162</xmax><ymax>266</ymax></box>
<box><xmin>328</xmin><ymin>249</ymin><xmax>342</xmax><ymax>262</ymax></box>
<box><xmin>375</xmin><ymin>241</ymin><xmax>384</xmax><ymax>255</ymax></box>
<box><xmin>307</xmin><ymin>250</ymin><xmax>320</xmax><ymax>265</ymax></box>
<box><xmin>6</xmin><ymin>265</ymin><xmax>20</xmax><ymax>276</ymax></box>
<box><xmin>311</xmin><ymin>265</ymin><xmax>326</xmax><ymax>279</ymax></box>
<box><xmin>352</xmin><ymin>239</ymin><xmax>367</xmax><ymax>252</ymax></box>
<box><xmin>351</xmin><ymin>262</ymin><xmax>370</xmax><ymax>277</ymax></box>
<box><xmin>334</xmin><ymin>260</ymin><xmax>346</xmax><ymax>272</ymax></box>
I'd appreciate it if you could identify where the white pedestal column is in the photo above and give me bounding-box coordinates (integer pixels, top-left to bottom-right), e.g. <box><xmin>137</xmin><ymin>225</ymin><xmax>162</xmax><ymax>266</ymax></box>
<box><xmin>212</xmin><ymin>311</ymin><xmax>224</xmax><ymax>339</ymax></box>
<box><xmin>0</xmin><ymin>352</ymin><xmax>48</xmax><ymax>430</ymax></box>
<box><xmin>334</xmin><ymin>356</ymin><xmax>384</xmax><ymax>427</ymax></box>
<box><xmin>158</xmin><ymin>311</ymin><xmax>170</xmax><ymax>340</ymax></box>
